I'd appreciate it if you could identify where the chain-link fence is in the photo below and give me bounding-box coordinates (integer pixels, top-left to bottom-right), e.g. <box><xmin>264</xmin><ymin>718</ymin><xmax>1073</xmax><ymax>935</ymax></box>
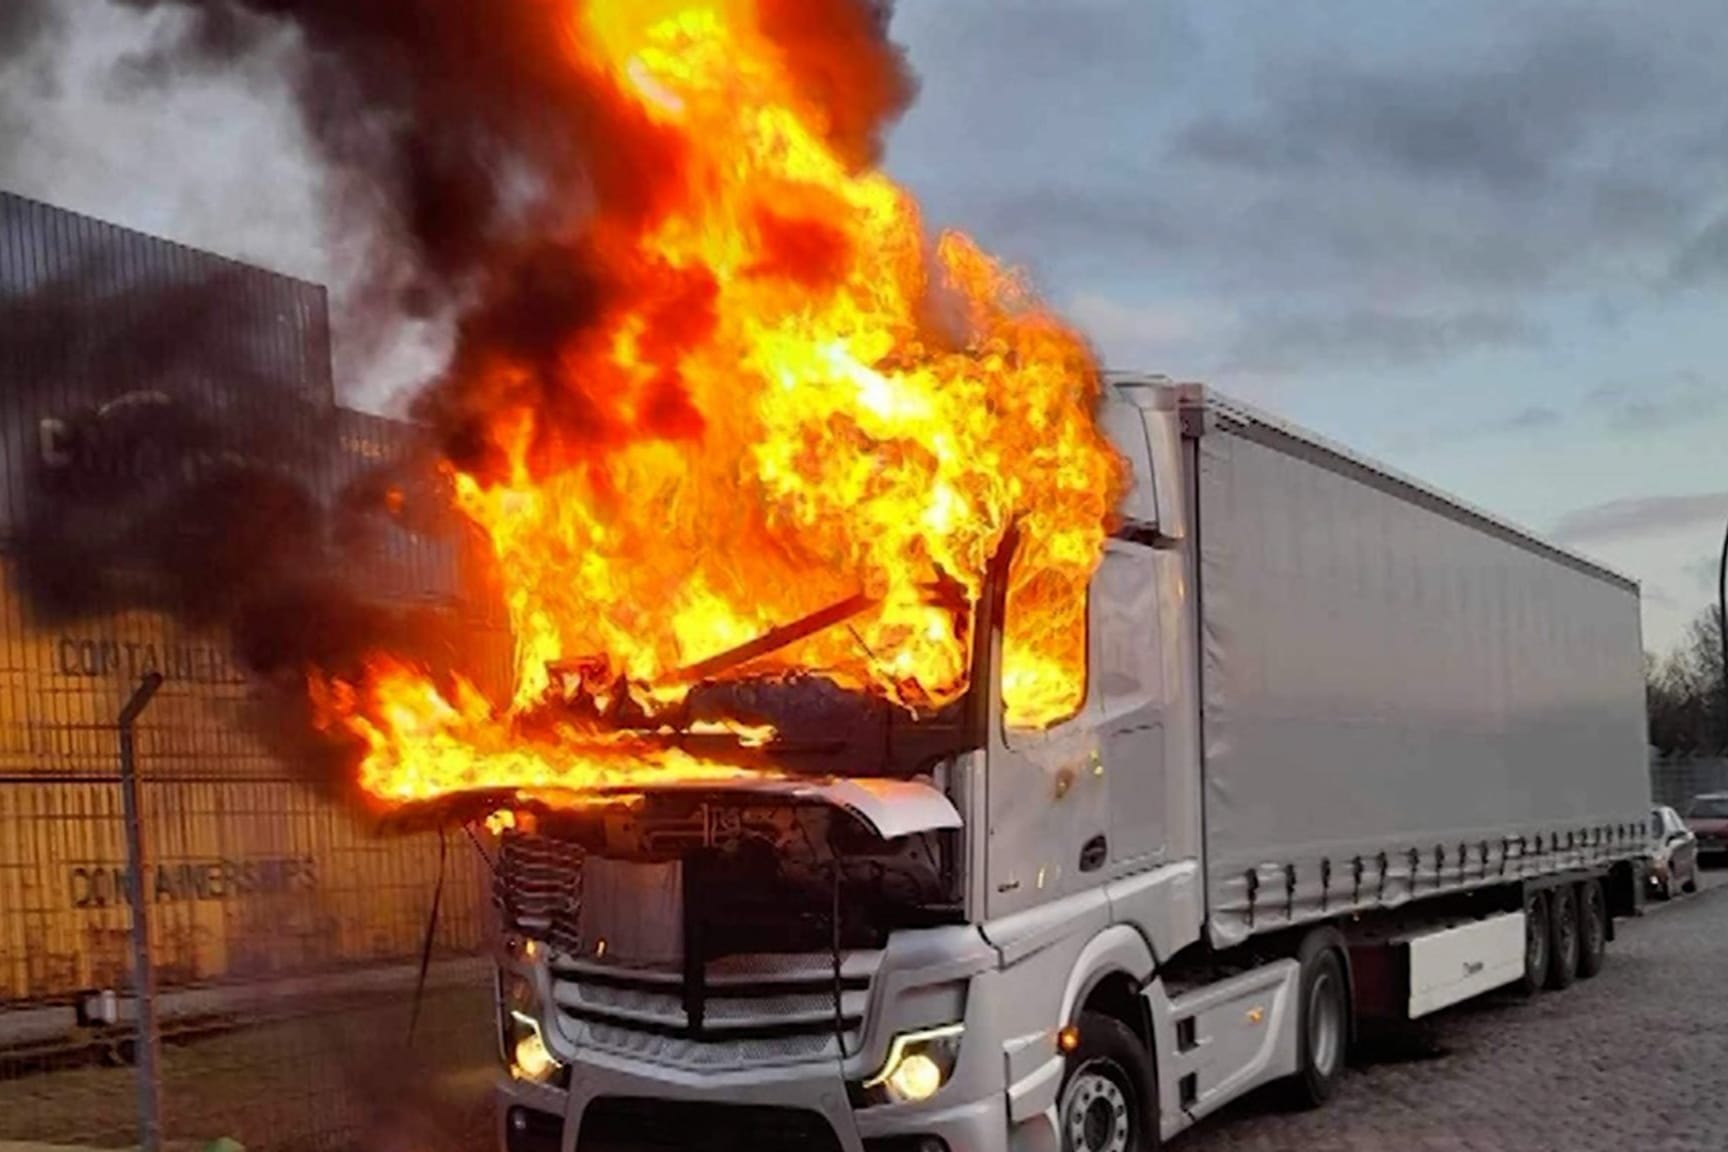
<box><xmin>0</xmin><ymin>604</ymin><xmax>506</xmax><ymax>1152</ymax></box>
<box><xmin>1651</xmin><ymin>756</ymin><xmax>1728</xmax><ymax>811</ymax></box>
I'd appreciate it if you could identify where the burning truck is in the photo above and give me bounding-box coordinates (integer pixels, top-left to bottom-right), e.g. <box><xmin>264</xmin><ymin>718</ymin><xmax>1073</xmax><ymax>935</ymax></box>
<box><xmin>467</xmin><ymin>377</ymin><xmax>1652</xmax><ymax>1152</ymax></box>
<box><xmin>119</xmin><ymin>2</ymin><xmax>1655</xmax><ymax>1150</ymax></box>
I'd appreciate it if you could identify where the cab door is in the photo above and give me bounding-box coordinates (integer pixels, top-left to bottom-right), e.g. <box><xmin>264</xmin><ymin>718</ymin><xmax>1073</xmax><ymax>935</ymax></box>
<box><xmin>1094</xmin><ymin>538</ymin><xmax>1167</xmax><ymax>872</ymax></box>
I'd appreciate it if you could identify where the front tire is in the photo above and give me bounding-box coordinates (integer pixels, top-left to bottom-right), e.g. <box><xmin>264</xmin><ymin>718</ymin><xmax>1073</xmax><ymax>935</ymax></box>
<box><xmin>1546</xmin><ymin>884</ymin><xmax>1580</xmax><ymax>990</ymax></box>
<box><xmin>1059</xmin><ymin>1011</ymin><xmax>1157</xmax><ymax>1152</ymax></box>
<box><xmin>1577</xmin><ymin>879</ymin><xmax>1607</xmax><ymax>980</ymax></box>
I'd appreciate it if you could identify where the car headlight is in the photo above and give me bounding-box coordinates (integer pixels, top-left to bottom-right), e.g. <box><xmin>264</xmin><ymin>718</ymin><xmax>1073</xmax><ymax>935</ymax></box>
<box><xmin>856</xmin><ymin>1024</ymin><xmax>964</xmax><ymax>1107</ymax></box>
<box><xmin>497</xmin><ymin>971</ymin><xmax>569</xmax><ymax>1089</ymax></box>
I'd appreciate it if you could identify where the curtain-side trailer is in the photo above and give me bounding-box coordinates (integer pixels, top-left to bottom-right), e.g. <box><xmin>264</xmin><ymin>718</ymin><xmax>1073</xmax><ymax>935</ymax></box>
<box><xmin>490</xmin><ymin>378</ymin><xmax>1652</xmax><ymax>1152</ymax></box>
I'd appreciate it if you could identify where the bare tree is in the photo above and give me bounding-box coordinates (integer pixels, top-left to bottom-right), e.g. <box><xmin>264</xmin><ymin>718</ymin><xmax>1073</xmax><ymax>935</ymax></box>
<box><xmin>1648</xmin><ymin>605</ymin><xmax>1728</xmax><ymax>758</ymax></box>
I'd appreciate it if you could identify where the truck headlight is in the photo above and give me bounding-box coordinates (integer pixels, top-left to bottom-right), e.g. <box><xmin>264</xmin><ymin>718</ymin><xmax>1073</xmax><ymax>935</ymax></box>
<box><xmin>858</xmin><ymin>1024</ymin><xmax>964</xmax><ymax>1106</ymax></box>
<box><xmin>508</xmin><ymin>1011</ymin><xmax>564</xmax><ymax>1085</ymax></box>
<box><xmin>497</xmin><ymin>971</ymin><xmax>568</xmax><ymax>1089</ymax></box>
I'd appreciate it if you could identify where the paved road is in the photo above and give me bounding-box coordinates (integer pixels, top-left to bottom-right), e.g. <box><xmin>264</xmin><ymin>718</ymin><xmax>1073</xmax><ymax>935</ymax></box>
<box><xmin>1178</xmin><ymin>871</ymin><xmax>1728</xmax><ymax>1151</ymax></box>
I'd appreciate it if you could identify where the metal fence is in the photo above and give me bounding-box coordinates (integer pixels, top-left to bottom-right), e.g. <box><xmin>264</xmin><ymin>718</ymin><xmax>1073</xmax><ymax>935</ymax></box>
<box><xmin>0</xmin><ymin>666</ymin><xmax>502</xmax><ymax>1152</ymax></box>
<box><xmin>1650</xmin><ymin>757</ymin><xmax>1728</xmax><ymax>811</ymax></box>
<box><xmin>0</xmin><ymin>508</ymin><xmax>507</xmax><ymax>1152</ymax></box>
<box><xmin>0</xmin><ymin>503</ymin><xmax>507</xmax><ymax>1152</ymax></box>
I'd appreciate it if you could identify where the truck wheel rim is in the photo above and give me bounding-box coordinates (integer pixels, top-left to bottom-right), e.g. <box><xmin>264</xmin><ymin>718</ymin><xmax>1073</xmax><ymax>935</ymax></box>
<box><xmin>1309</xmin><ymin>970</ymin><xmax>1343</xmax><ymax>1076</ymax></box>
<box><xmin>1063</xmin><ymin>1063</ymin><xmax>1133</xmax><ymax>1152</ymax></box>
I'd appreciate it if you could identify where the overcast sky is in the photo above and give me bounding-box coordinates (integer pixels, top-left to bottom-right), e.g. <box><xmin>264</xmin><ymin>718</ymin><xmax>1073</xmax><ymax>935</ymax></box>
<box><xmin>2</xmin><ymin>0</ymin><xmax>1724</xmax><ymax>652</ymax></box>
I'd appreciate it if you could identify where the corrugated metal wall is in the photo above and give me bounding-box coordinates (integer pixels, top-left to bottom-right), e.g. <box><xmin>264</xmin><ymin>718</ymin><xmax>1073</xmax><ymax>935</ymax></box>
<box><xmin>0</xmin><ymin>190</ymin><xmax>334</xmax><ymax>542</ymax></box>
<box><xmin>0</xmin><ymin>192</ymin><xmax>506</xmax><ymax>1008</ymax></box>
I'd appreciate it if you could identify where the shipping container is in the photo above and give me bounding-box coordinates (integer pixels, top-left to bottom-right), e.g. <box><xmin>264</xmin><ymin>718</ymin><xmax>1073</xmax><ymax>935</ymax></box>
<box><xmin>0</xmin><ymin>548</ymin><xmax>516</xmax><ymax>1009</ymax></box>
<box><xmin>0</xmin><ymin>192</ymin><xmax>516</xmax><ymax>1025</ymax></box>
<box><xmin>0</xmin><ymin>190</ymin><xmax>335</xmax><ymax>545</ymax></box>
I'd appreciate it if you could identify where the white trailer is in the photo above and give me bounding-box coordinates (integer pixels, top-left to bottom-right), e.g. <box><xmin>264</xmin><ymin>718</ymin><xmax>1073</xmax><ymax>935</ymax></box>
<box><xmin>490</xmin><ymin>378</ymin><xmax>1652</xmax><ymax>1152</ymax></box>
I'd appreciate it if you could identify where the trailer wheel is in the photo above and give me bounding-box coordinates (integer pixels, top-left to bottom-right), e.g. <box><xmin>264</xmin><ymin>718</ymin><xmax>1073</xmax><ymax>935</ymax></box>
<box><xmin>1283</xmin><ymin>928</ymin><xmax>1349</xmax><ymax>1110</ymax></box>
<box><xmin>1058</xmin><ymin>1011</ymin><xmax>1158</xmax><ymax>1152</ymax></box>
<box><xmin>1545</xmin><ymin>884</ymin><xmax>1580</xmax><ymax>990</ymax></box>
<box><xmin>1576</xmin><ymin>879</ymin><xmax>1607</xmax><ymax>980</ymax></box>
<box><xmin>1517</xmin><ymin>889</ymin><xmax>1549</xmax><ymax>996</ymax></box>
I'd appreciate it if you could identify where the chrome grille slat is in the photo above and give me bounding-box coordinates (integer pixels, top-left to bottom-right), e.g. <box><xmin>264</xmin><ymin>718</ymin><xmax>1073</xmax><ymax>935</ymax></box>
<box><xmin>495</xmin><ymin>832</ymin><xmax>584</xmax><ymax>955</ymax></box>
<box><xmin>552</xmin><ymin>949</ymin><xmax>884</xmax><ymax>1069</ymax></box>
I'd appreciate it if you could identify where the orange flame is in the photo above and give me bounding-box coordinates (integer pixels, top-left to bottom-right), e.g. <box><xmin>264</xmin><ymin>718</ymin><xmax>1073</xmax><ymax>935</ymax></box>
<box><xmin>317</xmin><ymin>1</ymin><xmax>1125</xmax><ymax>807</ymax></box>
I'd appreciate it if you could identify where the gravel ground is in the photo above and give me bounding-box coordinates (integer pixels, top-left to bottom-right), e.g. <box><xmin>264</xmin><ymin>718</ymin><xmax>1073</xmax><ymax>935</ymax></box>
<box><xmin>0</xmin><ymin>983</ymin><xmax>495</xmax><ymax>1152</ymax></box>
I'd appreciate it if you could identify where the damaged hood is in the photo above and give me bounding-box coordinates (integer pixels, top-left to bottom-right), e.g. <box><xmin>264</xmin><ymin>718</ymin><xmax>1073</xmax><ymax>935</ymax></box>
<box><xmin>406</xmin><ymin>776</ymin><xmax>962</xmax><ymax>842</ymax></box>
<box><xmin>608</xmin><ymin>776</ymin><xmax>963</xmax><ymax>840</ymax></box>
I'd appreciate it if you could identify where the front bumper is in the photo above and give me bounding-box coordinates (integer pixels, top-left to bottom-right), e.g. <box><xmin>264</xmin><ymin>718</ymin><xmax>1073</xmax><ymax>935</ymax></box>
<box><xmin>494</xmin><ymin>1051</ymin><xmax>1034</xmax><ymax>1152</ymax></box>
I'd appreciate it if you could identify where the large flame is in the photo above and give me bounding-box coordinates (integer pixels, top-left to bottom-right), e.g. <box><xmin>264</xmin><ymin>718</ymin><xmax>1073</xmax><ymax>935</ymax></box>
<box><xmin>316</xmin><ymin>0</ymin><xmax>1126</xmax><ymax>806</ymax></box>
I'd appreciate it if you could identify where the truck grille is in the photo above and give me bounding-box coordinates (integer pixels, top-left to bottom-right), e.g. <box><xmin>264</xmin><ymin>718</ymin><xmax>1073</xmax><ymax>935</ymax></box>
<box><xmin>578</xmin><ymin>1098</ymin><xmax>842</xmax><ymax>1152</ymax></box>
<box><xmin>496</xmin><ymin>832</ymin><xmax>584</xmax><ymax>955</ymax></box>
<box><xmin>551</xmin><ymin>951</ymin><xmax>879</xmax><ymax>1069</ymax></box>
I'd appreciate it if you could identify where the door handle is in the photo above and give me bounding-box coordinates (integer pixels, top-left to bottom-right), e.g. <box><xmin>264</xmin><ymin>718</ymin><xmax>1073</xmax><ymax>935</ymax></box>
<box><xmin>1080</xmin><ymin>835</ymin><xmax>1108</xmax><ymax>873</ymax></box>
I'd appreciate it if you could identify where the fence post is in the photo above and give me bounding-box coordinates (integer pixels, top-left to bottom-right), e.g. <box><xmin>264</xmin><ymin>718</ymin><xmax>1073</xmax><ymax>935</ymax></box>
<box><xmin>1717</xmin><ymin>518</ymin><xmax>1726</xmax><ymax>753</ymax></box>
<box><xmin>119</xmin><ymin>672</ymin><xmax>166</xmax><ymax>1152</ymax></box>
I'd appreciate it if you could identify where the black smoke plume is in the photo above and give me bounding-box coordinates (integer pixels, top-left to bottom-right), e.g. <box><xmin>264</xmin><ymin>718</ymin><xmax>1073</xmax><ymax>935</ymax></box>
<box><xmin>4</xmin><ymin>0</ymin><xmax>922</xmax><ymax>795</ymax></box>
<box><xmin>112</xmin><ymin>0</ymin><xmax>917</xmax><ymax>478</ymax></box>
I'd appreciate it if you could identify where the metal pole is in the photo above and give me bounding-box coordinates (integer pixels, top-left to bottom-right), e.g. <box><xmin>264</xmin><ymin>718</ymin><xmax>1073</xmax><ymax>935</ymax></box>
<box><xmin>119</xmin><ymin>672</ymin><xmax>165</xmax><ymax>1152</ymax></box>
<box><xmin>1718</xmin><ymin>519</ymin><xmax>1727</xmax><ymax>754</ymax></box>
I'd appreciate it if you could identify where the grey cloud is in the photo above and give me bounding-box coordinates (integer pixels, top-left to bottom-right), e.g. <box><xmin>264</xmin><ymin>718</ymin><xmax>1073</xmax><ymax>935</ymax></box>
<box><xmin>1506</xmin><ymin>405</ymin><xmax>1564</xmax><ymax>433</ymax></box>
<box><xmin>1670</xmin><ymin>214</ymin><xmax>1728</xmax><ymax>288</ymax></box>
<box><xmin>0</xmin><ymin>0</ymin><xmax>62</xmax><ymax>60</ymax></box>
<box><xmin>1590</xmin><ymin>373</ymin><xmax>1726</xmax><ymax>432</ymax></box>
<box><xmin>1686</xmin><ymin>555</ymin><xmax>1723</xmax><ymax>595</ymax></box>
<box><xmin>1389</xmin><ymin>402</ymin><xmax>1566</xmax><ymax>453</ymax></box>
<box><xmin>1551</xmin><ymin>492</ymin><xmax>1728</xmax><ymax>545</ymax></box>
<box><xmin>1178</xmin><ymin>29</ymin><xmax>1659</xmax><ymax>194</ymax></box>
<box><xmin>1645</xmin><ymin>583</ymin><xmax>1679</xmax><ymax>610</ymax></box>
<box><xmin>1225</xmin><ymin>307</ymin><xmax>1542</xmax><ymax>375</ymax></box>
<box><xmin>889</xmin><ymin>2</ymin><xmax>1728</xmax><ymax>374</ymax></box>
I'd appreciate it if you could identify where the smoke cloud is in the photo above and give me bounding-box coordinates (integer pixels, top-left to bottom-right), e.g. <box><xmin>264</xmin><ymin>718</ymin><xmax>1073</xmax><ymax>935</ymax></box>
<box><xmin>0</xmin><ymin>233</ymin><xmax>485</xmax><ymax>800</ymax></box>
<box><xmin>0</xmin><ymin>0</ymin><xmax>63</xmax><ymax>59</ymax></box>
<box><xmin>4</xmin><ymin>0</ymin><xmax>924</xmax><ymax>794</ymax></box>
<box><xmin>105</xmin><ymin>0</ymin><xmax>916</xmax><ymax>471</ymax></box>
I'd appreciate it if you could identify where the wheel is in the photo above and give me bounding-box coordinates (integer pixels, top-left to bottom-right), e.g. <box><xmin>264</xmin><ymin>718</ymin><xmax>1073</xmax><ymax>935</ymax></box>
<box><xmin>1283</xmin><ymin>928</ymin><xmax>1349</xmax><ymax>1110</ymax></box>
<box><xmin>1058</xmin><ymin>1011</ymin><xmax>1157</xmax><ymax>1152</ymax></box>
<box><xmin>1545</xmin><ymin>883</ymin><xmax>1579</xmax><ymax>990</ymax></box>
<box><xmin>1683</xmin><ymin>860</ymin><xmax>1699</xmax><ymax>895</ymax></box>
<box><xmin>1576</xmin><ymin>879</ymin><xmax>1607</xmax><ymax>980</ymax></box>
<box><xmin>1654</xmin><ymin>873</ymin><xmax>1673</xmax><ymax>901</ymax></box>
<box><xmin>1516</xmin><ymin>889</ymin><xmax>1550</xmax><ymax>996</ymax></box>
